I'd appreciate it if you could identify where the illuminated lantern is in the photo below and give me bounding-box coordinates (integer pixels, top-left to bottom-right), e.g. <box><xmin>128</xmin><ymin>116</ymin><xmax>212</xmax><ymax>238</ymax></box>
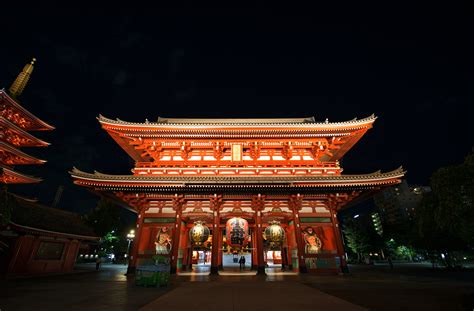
<box><xmin>264</xmin><ymin>220</ymin><xmax>285</xmax><ymax>250</ymax></box>
<box><xmin>189</xmin><ymin>221</ymin><xmax>210</xmax><ymax>247</ymax></box>
<box><xmin>225</xmin><ymin>217</ymin><xmax>249</xmax><ymax>247</ymax></box>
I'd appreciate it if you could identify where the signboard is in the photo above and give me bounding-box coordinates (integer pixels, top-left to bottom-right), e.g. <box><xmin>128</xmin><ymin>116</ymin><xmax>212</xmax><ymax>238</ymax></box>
<box><xmin>231</xmin><ymin>144</ymin><xmax>242</xmax><ymax>162</ymax></box>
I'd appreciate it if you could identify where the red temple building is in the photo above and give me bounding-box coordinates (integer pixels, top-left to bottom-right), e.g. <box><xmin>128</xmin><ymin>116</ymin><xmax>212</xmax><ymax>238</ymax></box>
<box><xmin>0</xmin><ymin>60</ymin><xmax>98</xmax><ymax>278</ymax></box>
<box><xmin>71</xmin><ymin>115</ymin><xmax>404</xmax><ymax>275</ymax></box>
<box><xmin>0</xmin><ymin>58</ymin><xmax>53</xmax><ymax>184</ymax></box>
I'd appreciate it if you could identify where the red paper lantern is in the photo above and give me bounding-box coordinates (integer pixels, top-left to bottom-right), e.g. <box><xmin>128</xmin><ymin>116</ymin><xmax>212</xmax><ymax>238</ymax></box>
<box><xmin>225</xmin><ymin>217</ymin><xmax>249</xmax><ymax>247</ymax></box>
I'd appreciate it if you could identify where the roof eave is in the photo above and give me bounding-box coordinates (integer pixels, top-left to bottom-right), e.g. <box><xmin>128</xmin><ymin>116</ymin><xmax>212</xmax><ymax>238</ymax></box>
<box><xmin>0</xmin><ymin>90</ymin><xmax>55</xmax><ymax>131</ymax></box>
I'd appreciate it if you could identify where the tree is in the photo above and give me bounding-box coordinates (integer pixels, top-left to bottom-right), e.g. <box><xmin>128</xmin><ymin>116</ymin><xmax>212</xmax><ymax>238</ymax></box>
<box><xmin>414</xmin><ymin>153</ymin><xmax>474</xmax><ymax>267</ymax></box>
<box><xmin>429</xmin><ymin>153</ymin><xmax>474</xmax><ymax>247</ymax></box>
<box><xmin>343</xmin><ymin>218</ymin><xmax>383</xmax><ymax>262</ymax></box>
<box><xmin>83</xmin><ymin>198</ymin><xmax>122</xmax><ymax>237</ymax></box>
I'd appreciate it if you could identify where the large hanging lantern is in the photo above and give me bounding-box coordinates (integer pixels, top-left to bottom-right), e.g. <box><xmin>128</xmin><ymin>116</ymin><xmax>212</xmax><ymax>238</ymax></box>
<box><xmin>225</xmin><ymin>217</ymin><xmax>249</xmax><ymax>247</ymax></box>
<box><xmin>189</xmin><ymin>221</ymin><xmax>210</xmax><ymax>248</ymax></box>
<box><xmin>264</xmin><ymin>220</ymin><xmax>285</xmax><ymax>250</ymax></box>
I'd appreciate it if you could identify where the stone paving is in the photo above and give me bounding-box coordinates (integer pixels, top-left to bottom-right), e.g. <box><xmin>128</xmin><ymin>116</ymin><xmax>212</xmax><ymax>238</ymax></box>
<box><xmin>140</xmin><ymin>279</ymin><xmax>366</xmax><ymax>311</ymax></box>
<box><xmin>0</xmin><ymin>262</ymin><xmax>473</xmax><ymax>311</ymax></box>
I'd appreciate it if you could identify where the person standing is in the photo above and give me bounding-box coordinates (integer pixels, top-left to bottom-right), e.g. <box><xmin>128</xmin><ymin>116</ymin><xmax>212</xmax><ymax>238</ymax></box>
<box><xmin>387</xmin><ymin>255</ymin><xmax>393</xmax><ymax>270</ymax></box>
<box><xmin>96</xmin><ymin>257</ymin><xmax>101</xmax><ymax>271</ymax></box>
<box><xmin>239</xmin><ymin>256</ymin><xmax>246</xmax><ymax>270</ymax></box>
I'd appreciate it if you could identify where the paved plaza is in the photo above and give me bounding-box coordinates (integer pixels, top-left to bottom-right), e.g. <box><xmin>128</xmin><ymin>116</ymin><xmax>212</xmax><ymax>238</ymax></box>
<box><xmin>0</xmin><ymin>263</ymin><xmax>473</xmax><ymax>310</ymax></box>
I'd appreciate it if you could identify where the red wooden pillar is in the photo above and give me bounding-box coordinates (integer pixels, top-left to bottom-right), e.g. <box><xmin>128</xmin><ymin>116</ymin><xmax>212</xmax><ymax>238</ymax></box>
<box><xmin>176</xmin><ymin>221</ymin><xmax>187</xmax><ymax>273</ymax></box>
<box><xmin>285</xmin><ymin>226</ymin><xmax>293</xmax><ymax>270</ymax></box>
<box><xmin>170</xmin><ymin>198</ymin><xmax>184</xmax><ymax>274</ymax></box>
<box><xmin>210</xmin><ymin>194</ymin><xmax>222</xmax><ymax>275</ymax></box>
<box><xmin>255</xmin><ymin>211</ymin><xmax>265</xmax><ymax>274</ymax></box>
<box><xmin>293</xmin><ymin>215</ymin><xmax>307</xmax><ymax>273</ymax></box>
<box><xmin>251</xmin><ymin>228</ymin><xmax>257</xmax><ymax>270</ymax></box>
<box><xmin>329</xmin><ymin>203</ymin><xmax>348</xmax><ymax>273</ymax></box>
<box><xmin>286</xmin><ymin>221</ymin><xmax>297</xmax><ymax>271</ymax></box>
<box><xmin>217</xmin><ymin>225</ymin><xmax>223</xmax><ymax>269</ymax></box>
<box><xmin>187</xmin><ymin>245</ymin><xmax>194</xmax><ymax>270</ymax></box>
<box><xmin>181</xmin><ymin>227</ymin><xmax>189</xmax><ymax>271</ymax></box>
<box><xmin>127</xmin><ymin>207</ymin><xmax>145</xmax><ymax>274</ymax></box>
<box><xmin>290</xmin><ymin>194</ymin><xmax>307</xmax><ymax>273</ymax></box>
<box><xmin>252</xmin><ymin>194</ymin><xmax>266</xmax><ymax>275</ymax></box>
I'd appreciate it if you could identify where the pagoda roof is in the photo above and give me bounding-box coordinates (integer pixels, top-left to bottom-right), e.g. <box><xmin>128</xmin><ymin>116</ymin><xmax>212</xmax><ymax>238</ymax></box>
<box><xmin>0</xmin><ymin>141</ymin><xmax>46</xmax><ymax>165</ymax></box>
<box><xmin>0</xmin><ymin>116</ymin><xmax>49</xmax><ymax>147</ymax></box>
<box><xmin>0</xmin><ymin>89</ymin><xmax>54</xmax><ymax>131</ymax></box>
<box><xmin>97</xmin><ymin>114</ymin><xmax>377</xmax><ymax>162</ymax></box>
<box><xmin>98</xmin><ymin>114</ymin><xmax>376</xmax><ymax>128</ymax></box>
<box><xmin>0</xmin><ymin>166</ymin><xmax>42</xmax><ymax>184</ymax></box>
<box><xmin>70</xmin><ymin>166</ymin><xmax>405</xmax><ymax>190</ymax></box>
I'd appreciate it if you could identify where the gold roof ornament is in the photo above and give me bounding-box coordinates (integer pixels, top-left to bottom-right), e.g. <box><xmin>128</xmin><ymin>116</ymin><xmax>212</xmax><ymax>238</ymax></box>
<box><xmin>9</xmin><ymin>58</ymin><xmax>36</xmax><ymax>98</ymax></box>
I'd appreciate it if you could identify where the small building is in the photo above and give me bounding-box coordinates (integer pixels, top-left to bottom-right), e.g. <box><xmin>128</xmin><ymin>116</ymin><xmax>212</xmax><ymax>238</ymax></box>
<box><xmin>0</xmin><ymin>195</ymin><xmax>99</xmax><ymax>277</ymax></box>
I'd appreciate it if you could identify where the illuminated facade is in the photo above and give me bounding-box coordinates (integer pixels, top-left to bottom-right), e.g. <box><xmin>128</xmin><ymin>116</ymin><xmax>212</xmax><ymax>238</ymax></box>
<box><xmin>71</xmin><ymin>115</ymin><xmax>404</xmax><ymax>274</ymax></box>
<box><xmin>0</xmin><ymin>59</ymin><xmax>54</xmax><ymax>184</ymax></box>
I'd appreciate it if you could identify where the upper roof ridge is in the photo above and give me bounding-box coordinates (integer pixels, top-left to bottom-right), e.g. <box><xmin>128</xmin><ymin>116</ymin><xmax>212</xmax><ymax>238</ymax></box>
<box><xmin>98</xmin><ymin>114</ymin><xmax>377</xmax><ymax>127</ymax></box>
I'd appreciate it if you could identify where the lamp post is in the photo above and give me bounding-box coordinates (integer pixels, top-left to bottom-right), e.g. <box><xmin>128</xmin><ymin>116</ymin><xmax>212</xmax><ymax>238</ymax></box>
<box><xmin>126</xmin><ymin>230</ymin><xmax>135</xmax><ymax>258</ymax></box>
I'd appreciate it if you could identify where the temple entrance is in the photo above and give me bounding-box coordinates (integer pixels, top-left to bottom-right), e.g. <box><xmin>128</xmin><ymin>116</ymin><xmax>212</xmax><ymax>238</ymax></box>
<box><xmin>265</xmin><ymin>250</ymin><xmax>282</xmax><ymax>267</ymax></box>
<box><xmin>192</xmin><ymin>250</ymin><xmax>211</xmax><ymax>266</ymax></box>
<box><xmin>221</xmin><ymin>252</ymin><xmax>252</xmax><ymax>270</ymax></box>
<box><xmin>220</xmin><ymin>224</ymin><xmax>254</xmax><ymax>274</ymax></box>
<box><xmin>188</xmin><ymin>250</ymin><xmax>211</xmax><ymax>274</ymax></box>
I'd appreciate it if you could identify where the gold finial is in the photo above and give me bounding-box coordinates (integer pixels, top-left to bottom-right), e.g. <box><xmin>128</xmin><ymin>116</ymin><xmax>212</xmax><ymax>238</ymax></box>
<box><xmin>9</xmin><ymin>58</ymin><xmax>36</xmax><ymax>98</ymax></box>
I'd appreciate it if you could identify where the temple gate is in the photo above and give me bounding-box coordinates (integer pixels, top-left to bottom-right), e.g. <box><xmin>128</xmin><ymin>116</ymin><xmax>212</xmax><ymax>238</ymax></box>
<box><xmin>70</xmin><ymin>115</ymin><xmax>404</xmax><ymax>275</ymax></box>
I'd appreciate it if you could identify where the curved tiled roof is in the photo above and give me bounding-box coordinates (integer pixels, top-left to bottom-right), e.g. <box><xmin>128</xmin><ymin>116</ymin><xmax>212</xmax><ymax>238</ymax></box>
<box><xmin>0</xmin><ymin>141</ymin><xmax>46</xmax><ymax>164</ymax></box>
<box><xmin>10</xmin><ymin>195</ymin><xmax>97</xmax><ymax>238</ymax></box>
<box><xmin>1</xmin><ymin>166</ymin><xmax>42</xmax><ymax>183</ymax></box>
<box><xmin>97</xmin><ymin>114</ymin><xmax>377</xmax><ymax>129</ymax></box>
<box><xmin>0</xmin><ymin>90</ymin><xmax>55</xmax><ymax>131</ymax></box>
<box><xmin>70</xmin><ymin>166</ymin><xmax>404</xmax><ymax>187</ymax></box>
<box><xmin>0</xmin><ymin>116</ymin><xmax>49</xmax><ymax>147</ymax></box>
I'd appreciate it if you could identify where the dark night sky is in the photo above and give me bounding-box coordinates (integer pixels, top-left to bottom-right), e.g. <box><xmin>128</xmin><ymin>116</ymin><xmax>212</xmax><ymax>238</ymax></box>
<box><xmin>1</xmin><ymin>5</ymin><xmax>472</xmax><ymax>215</ymax></box>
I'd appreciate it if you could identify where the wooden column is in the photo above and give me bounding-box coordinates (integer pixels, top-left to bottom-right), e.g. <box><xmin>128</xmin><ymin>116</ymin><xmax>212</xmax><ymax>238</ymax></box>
<box><xmin>186</xmin><ymin>244</ymin><xmax>193</xmax><ymax>271</ymax></box>
<box><xmin>252</xmin><ymin>194</ymin><xmax>266</xmax><ymax>275</ymax></box>
<box><xmin>290</xmin><ymin>194</ymin><xmax>307</xmax><ymax>273</ymax></box>
<box><xmin>170</xmin><ymin>195</ymin><xmax>185</xmax><ymax>274</ymax></box>
<box><xmin>329</xmin><ymin>196</ymin><xmax>348</xmax><ymax>273</ymax></box>
<box><xmin>286</xmin><ymin>221</ymin><xmax>297</xmax><ymax>271</ymax></box>
<box><xmin>285</xmin><ymin>226</ymin><xmax>293</xmax><ymax>271</ymax></box>
<box><xmin>218</xmin><ymin>225</ymin><xmax>223</xmax><ymax>269</ymax></box>
<box><xmin>251</xmin><ymin>228</ymin><xmax>258</xmax><ymax>270</ymax></box>
<box><xmin>177</xmin><ymin>222</ymin><xmax>188</xmax><ymax>273</ymax></box>
<box><xmin>127</xmin><ymin>207</ymin><xmax>145</xmax><ymax>274</ymax></box>
<box><xmin>210</xmin><ymin>194</ymin><xmax>223</xmax><ymax>275</ymax></box>
<box><xmin>281</xmin><ymin>246</ymin><xmax>288</xmax><ymax>271</ymax></box>
<box><xmin>181</xmin><ymin>227</ymin><xmax>189</xmax><ymax>271</ymax></box>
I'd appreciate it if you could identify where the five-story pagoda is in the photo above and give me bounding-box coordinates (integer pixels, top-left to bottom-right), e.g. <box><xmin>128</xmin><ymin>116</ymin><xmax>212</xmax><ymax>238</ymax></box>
<box><xmin>71</xmin><ymin>114</ymin><xmax>404</xmax><ymax>274</ymax></box>
<box><xmin>1</xmin><ymin>58</ymin><xmax>54</xmax><ymax>184</ymax></box>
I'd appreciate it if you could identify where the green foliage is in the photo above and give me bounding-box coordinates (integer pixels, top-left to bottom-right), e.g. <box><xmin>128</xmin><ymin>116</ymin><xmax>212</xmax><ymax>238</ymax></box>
<box><xmin>103</xmin><ymin>231</ymin><xmax>119</xmax><ymax>243</ymax></box>
<box><xmin>100</xmin><ymin>230</ymin><xmax>124</xmax><ymax>255</ymax></box>
<box><xmin>415</xmin><ymin>193</ymin><xmax>453</xmax><ymax>251</ymax></box>
<box><xmin>395</xmin><ymin>245</ymin><xmax>415</xmax><ymax>260</ymax></box>
<box><xmin>343</xmin><ymin>218</ymin><xmax>383</xmax><ymax>260</ymax></box>
<box><xmin>429</xmin><ymin>153</ymin><xmax>474</xmax><ymax>247</ymax></box>
<box><xmin>415</xmin><ymin>152</ymin><xmax>474</xmax><ymax>253</ymax></box>
<box><xmin>83</xmin><ymin>198</ymin><xmax>131</xmax><ymax>257</ymax></box>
